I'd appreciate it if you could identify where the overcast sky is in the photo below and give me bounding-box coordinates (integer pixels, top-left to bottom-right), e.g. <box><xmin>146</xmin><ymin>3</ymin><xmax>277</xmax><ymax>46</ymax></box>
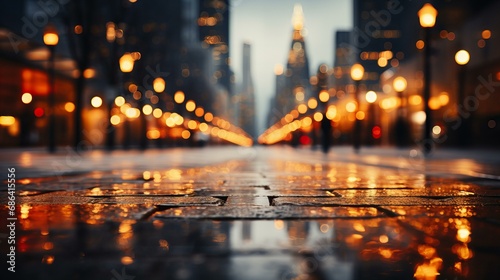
<box><xmin>230</xmin><ymin>0</ymin><xmax>352</xmax><ymax>134</ymax></box>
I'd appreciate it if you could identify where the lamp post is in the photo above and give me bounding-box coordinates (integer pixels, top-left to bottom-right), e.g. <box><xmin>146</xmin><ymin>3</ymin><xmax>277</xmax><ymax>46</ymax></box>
<box><xmin>455</xmin><ymin>49</ymin><xmax>470</xmax><ymax>146</ymax></box>
<box><xmin>418</xmin><ymin>3</ymin><xmax>437</xmax><ymax>155</ymax></box>
<box><xmin>43</xmin><ymin>24</ymin><xmax>59</xmax><ymax>153</ymax></box>
<box><xmin>350</xmin><ymin>63</ymin><xmax>364</xmax><ymax>152</ymax></box>
<box><xmin>393</xmin><ymin>76</ymin><xmax>409</xmax><ymax>147</ymax></box>
<box><xmin>365</xmin><ymin>90</ymin><xmax>378</xmax><ymax>145</ymax></box>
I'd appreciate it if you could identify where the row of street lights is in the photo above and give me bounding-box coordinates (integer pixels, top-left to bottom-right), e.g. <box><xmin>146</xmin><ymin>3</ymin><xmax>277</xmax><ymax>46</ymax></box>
<box><xmin>347</xmin><ymin>3</ymin><xmax>439</xmax><ymax>154</ymax></box>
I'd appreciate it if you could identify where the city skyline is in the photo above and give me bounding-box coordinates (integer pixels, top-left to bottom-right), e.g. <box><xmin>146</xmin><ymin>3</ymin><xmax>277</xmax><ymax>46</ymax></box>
<box><xmin>230</xmin><ymin>0</ymin><xmax>352</xmax><ymax>134</ymax></box>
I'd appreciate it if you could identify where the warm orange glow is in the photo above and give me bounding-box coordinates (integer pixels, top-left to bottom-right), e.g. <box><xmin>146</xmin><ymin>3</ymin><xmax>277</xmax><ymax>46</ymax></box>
<box><xmin>142</xmin><ymin>104</ymin><xmax>153</xmax><ymax>115</ymax></box>
<box><xmin>377</xmin><ymin>57</ymin><xmax>388</xmax><ymax>67</ymax></box>
<box><xmin>455</xmin><ymin>50</ymin><xmax>470</xmax><ymax>65</ymax></box>
<box><xmin>439</xmin><ymin>93</ymin><xmax>449</xmax><ymax>106</ymax></box>
<box><xmin>146</xmin><ymin>129</ymin><xmax>161</xmax><ymax>140</ymax></box>
<box><xmin>119</xmin><ymin>53</ymin><xmax>134</xmax><ymax>72</ymax></box>
<box><xmin>307</xmin><ymin>98</ymin><xmax>318</xmax><ymax>109</ymax></box>
<box><xmin>115</xmin><ymin>96</ymin><xmax>125</xmax><ymax>107</ymax></box>
<box><xmin>482</xmin><ymin>29</ymin><xmax>491</xmax><ymax>39</ymax></box>
<box><xmin>195</xmin><ymin>107</ymin><xmax>204</xmax><ymax>117</ymax></box>
<box><xmin>91</xmin><ymin>96</ymin><xmax>103</xmax><ymax>108</ymax></box>
<box><xmin>356</xmin><ymin>111</ymin><xmax>365</xmax><ymax>120</ymax></box>
<box><xmin>199</xmin><ymin>122</ymin><xmax>208</xmax><ymax>132</ymax></box>
<box><xmin>22</xmin><ymin>93</ymin><xmax>33</xmax><ymax>104</ymax></box>
<box><xmin>313</xmin><ymin>112</ymin><xmax>323</xmax><ymax>122</ymax></box>
<box><xmin>365</xmin><ymin>91</ymin><xmax>377</xmax><ymax>103</ymax></box>
<box><xmin>297</xmin><ymin>104</ymin><xmax>308</xmax><ymax>114</ymax></box>
<box><xmin>416</xmin><ymin>40</ymin><xmax>425</xmax><ymax>50</ymax></box>
<box><xmin>0</xmin><ymin>116</ymin><xmax>15</xmax><ymax>126</ymax></box>
<box><xmin>428</xmin><ymin>97</ymin><xmax>441</xmax><ymax>110</ymax></box>
<box><xmin>346</xmin><ymin>101</ymin><xmax>357</xmax><ymax>113</ymax></box>
<box><xmin>350</xmin><ymin>63</ymin><xmax>364</xmax><ymax>81</ymax></box>
<box><xmin>187</xmin><ymin>120</ymin><xmax>197</xmax><ymax>130</ymax></box>
<box><xmin>110</xmin><ymin>115</ymin><xmax>121</xmax><ymax>125</ymax></box>
<box><xmin>153</xmin><ymin>77</ymin><xmax>165</xmax><ymax>93</ymax></box>
<box><xmin>409</xmin><ymin>95</ymin><xmax>422</xmax><ymax>106</ymax></box>
<box><xmin>326</xmin><ymin>105</ymin><xmax>337</xmax><ymax>120</ymax></box>
<box><xmin>418</xmin><ymin>3</ymin><xmax>438</xmax><ymax>28</ymax></box>
<box><xmin>43</xmin><ymin>25</ymin><xmax>59</xmax><ymax>46</ymax></box>
<box><xmin>319</xmin><ymin>90</ymin><xmax>329</xmax><ymax>102</ymax></box>
<box><xmin>393</xmin><ymin>76</ymin><xmax>407</xmax><ymax>92</ymax></box>
<box><xmin>185</xmin><ymin>100</ymin><xmax>196</xmax><ymax>112</ymax></box>
<box><xmin>83</xmin><ymin>68</ymin><xmax>96</xmax><ymax>79</ymax></box>
<box><xmin>181</xmin><ymin>130</ymin><xmax>191</xmax><ymax>139</ymax></box>
<box><xmin>204</xmin><ymin>112</ymin><xmax>214</xmax><ymax>122</ymax></box>
<box><xmin>64</xmin><ymin>102</ymin><xmax>75</xmax><ymax>113</ymax></box>
<box><xmin>174</xmin><ymin>91</ymin><xmax>185</xmax><ymax>104</ymax></box>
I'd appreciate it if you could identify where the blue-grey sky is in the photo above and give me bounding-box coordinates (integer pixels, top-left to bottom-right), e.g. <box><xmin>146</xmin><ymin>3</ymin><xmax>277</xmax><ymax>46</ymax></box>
<box><xmin>230</xmin><ymin>0</ymin><xmax>352</xmax><ymax>134</ymax></box>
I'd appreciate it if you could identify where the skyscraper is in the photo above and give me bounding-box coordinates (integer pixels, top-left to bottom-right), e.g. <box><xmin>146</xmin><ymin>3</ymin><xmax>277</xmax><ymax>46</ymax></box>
<box><xmin>273</xmin><ymin>4</ymin><xmax>311</xmax><ymax>119</ymax></box>
<box><xmin>236</xmin><ymin>43</ymin><xmax>256</xmax><ymax>138</ymax></box>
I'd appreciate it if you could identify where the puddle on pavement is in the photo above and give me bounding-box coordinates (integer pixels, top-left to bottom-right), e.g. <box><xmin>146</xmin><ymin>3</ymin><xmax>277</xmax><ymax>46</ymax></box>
<box><xmin>4</xmin><ymin>204</ymin><xmax>500</xmax><ymax>280</ymax></box>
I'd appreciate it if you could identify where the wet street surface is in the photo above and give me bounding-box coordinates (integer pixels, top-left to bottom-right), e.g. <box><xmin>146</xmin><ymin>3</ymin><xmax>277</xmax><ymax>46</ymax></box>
<box><xmin>1</xmin><ymin>146</ymin><xmax>500</xmax><ymax>279</ymax></box>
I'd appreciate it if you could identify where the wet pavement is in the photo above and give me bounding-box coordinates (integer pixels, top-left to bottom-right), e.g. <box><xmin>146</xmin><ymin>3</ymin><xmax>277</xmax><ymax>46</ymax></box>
<box><xmin>1</xmin><ymin>146</ymin><xmax>500</xmax><ymax>280</ymax></box>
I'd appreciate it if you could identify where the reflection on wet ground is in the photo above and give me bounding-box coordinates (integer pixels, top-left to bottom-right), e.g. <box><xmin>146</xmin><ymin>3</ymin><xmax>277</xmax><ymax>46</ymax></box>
<box><xmin>1</xmin><ymin>147</ymin><xmax>500</xmax><ymax>279</ymax></box>
<box><xmin>6</xmin><ymin>211</ymin><xmax>500</xmax><ymax>280</ymax></box>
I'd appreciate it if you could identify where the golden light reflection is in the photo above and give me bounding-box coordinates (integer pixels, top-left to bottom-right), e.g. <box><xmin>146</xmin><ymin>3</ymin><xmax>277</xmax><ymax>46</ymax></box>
<box><xmin>42</xmin><ymin>255</ymin><xmax>55</xmax><ymax>265</ymax></box>
<box><xmin>414</xmin><ymin>258</ymin><xmax>442</xmax><ymax>280</ymax></box>
<box><xmin>379</xmin><ymin>235</ymin><xmax>389</xmax><ymax>243</ymax></box>
<box><xmin>274</xmin><ymin>220</ymin><xmax>284</xmax><ymax>230</ymax></box>
<box><xmin>353</xmin><ymin>223</ymin><xmax>366</xmax><ymax>232</ymax></box>
<box><xmin>21</xmin><ymin>204</ymin><xmax>31</xmax><ymax>219</ymax></box>
<box><xmin>379</xmin><ymin>248</ymin><xmax>393</xmax><ymax>259</ymax></box>
<box><xmin>121</xmin><ymin>256</ymin><xmax>134</xmax><ymax>265</ymax></box>
<box><xmin>456</xmin><ymin>228</ymin><xmax>470</xmax><ymax>243</ymax></box>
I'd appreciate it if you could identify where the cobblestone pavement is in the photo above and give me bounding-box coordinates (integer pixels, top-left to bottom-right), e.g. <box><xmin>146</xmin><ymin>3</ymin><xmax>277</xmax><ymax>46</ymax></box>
<box><xmin>1</xmin><ymin>146</ymin><xmax>500</xmax><ymax>280</ymax></box>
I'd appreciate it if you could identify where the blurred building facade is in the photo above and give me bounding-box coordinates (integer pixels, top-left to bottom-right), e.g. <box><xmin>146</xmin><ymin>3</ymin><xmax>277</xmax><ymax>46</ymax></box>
<box><xmin>0</xmin><ymin>0</ymin><xmax>235</xmax><ymax>148</ymax></box>
<box><xmin>329</xmin><ymin>0</ymin><xmax>500</xmax><ymax>148</ymax></box>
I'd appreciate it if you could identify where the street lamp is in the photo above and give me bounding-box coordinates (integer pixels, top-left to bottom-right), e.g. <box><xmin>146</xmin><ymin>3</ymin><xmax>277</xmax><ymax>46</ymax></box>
<box><xmin>455</xmin><ymin>49</ymin><xmax>470</xmax><ymax>146</ymax></box>
<box><xmin>119</xmin><ymin>53</ymin><xmax>134</xmax><ymax>73</ymax></box>
<box><xmin>44</xmin><ymin>24</ymin><xmax>58</xmax><ymax>153</ymax></box>
<box><xmin>418</xmin><ymin>3</ymin><xmax>437</xmax><ymax>155</ymax></box>
<box><xmin>350</xmin><ymin>63</ymin><xmax>364</xmax><ymax>152</ymax></box>
<box><xmin>393</xmin><ymin>76</ymin><xmax>409</xmax><ymax>147</ymax></box>
<box><xmin>365</xmin><ymin>90</ymin><xmax>378</xmax><ymax>146</ymax></box>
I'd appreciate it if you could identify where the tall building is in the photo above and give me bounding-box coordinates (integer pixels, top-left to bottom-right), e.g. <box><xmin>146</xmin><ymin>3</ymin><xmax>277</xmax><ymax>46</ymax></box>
<box><xmin>235</xmin><ymin>43</ymin><xmax>256</xmax><ymax>138</ymax></box>
<box><xmin>198</xmin><ymin>0</ymin><xmax>231</xmax><ymax>95</ymax></box>
<box><xmin>273</xmin><ymin>4</ymin><xmax>311</xmax><ymax>119</ymax></box>
<box><xmin>333</xmin><ymin>31</ymin><xmax>353</xmax><ymax>91</ymax></box>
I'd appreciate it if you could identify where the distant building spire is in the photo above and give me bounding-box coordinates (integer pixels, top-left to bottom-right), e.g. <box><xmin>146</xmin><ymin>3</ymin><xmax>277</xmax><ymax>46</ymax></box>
<box><xmin>292</xmin><ymin>4</ymin><xmax>304</xmax><ymax>31</ymax></box>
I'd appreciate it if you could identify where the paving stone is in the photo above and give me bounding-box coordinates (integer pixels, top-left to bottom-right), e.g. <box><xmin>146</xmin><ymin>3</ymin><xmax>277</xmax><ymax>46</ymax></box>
<box><xmin>272</xmin><ymin>196</ymin><xmax>500</xmax><ymax>207</ymax></box>
<box><xmin>153</xmin><ymin>206</ymin><xmax>384</xmax><ymax>219</ymax></box>
<box><xmin>101</xmin><ymin>196</ymin><xmax>224</xmax><ymax>206</ymax></box>
<box><xmin>225</xmin><ymin>196</ymin><xmax>270</xmax><ymax>206</ymax></box>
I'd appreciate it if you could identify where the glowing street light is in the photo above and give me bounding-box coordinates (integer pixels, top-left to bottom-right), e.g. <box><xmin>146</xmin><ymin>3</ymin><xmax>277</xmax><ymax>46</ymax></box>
<box><xmin>350</xmin><ymin>63</ymin><xmax>364</xmax><ymax>82</ymax></box>
<box><xmin>455</xmin><ymin>50</ymin><xmax>470</xmax><ymax>65</ymax></box>
<box><xmin>153</xmin><ymin>77</ymin><xmax>165</xmax><ymax>93</ymax></box>
<box><xmin>418</xmin><ymin>3</ymin><xmax>437</xmax><ymax>155</ymax></box>
<box><xmin>418</xmin><ymin>3</ymin><xmax>437</xmax><ymax>28</ymax></box>
<box><xmin>365</xmin><ymin>91</ymin><xmax>377</xmax><ymax>104</ymax></box>
<box><xmin>119</xmin><ymin>53</ymin><xmax>134</xmax><ymax>72</ymax></box>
